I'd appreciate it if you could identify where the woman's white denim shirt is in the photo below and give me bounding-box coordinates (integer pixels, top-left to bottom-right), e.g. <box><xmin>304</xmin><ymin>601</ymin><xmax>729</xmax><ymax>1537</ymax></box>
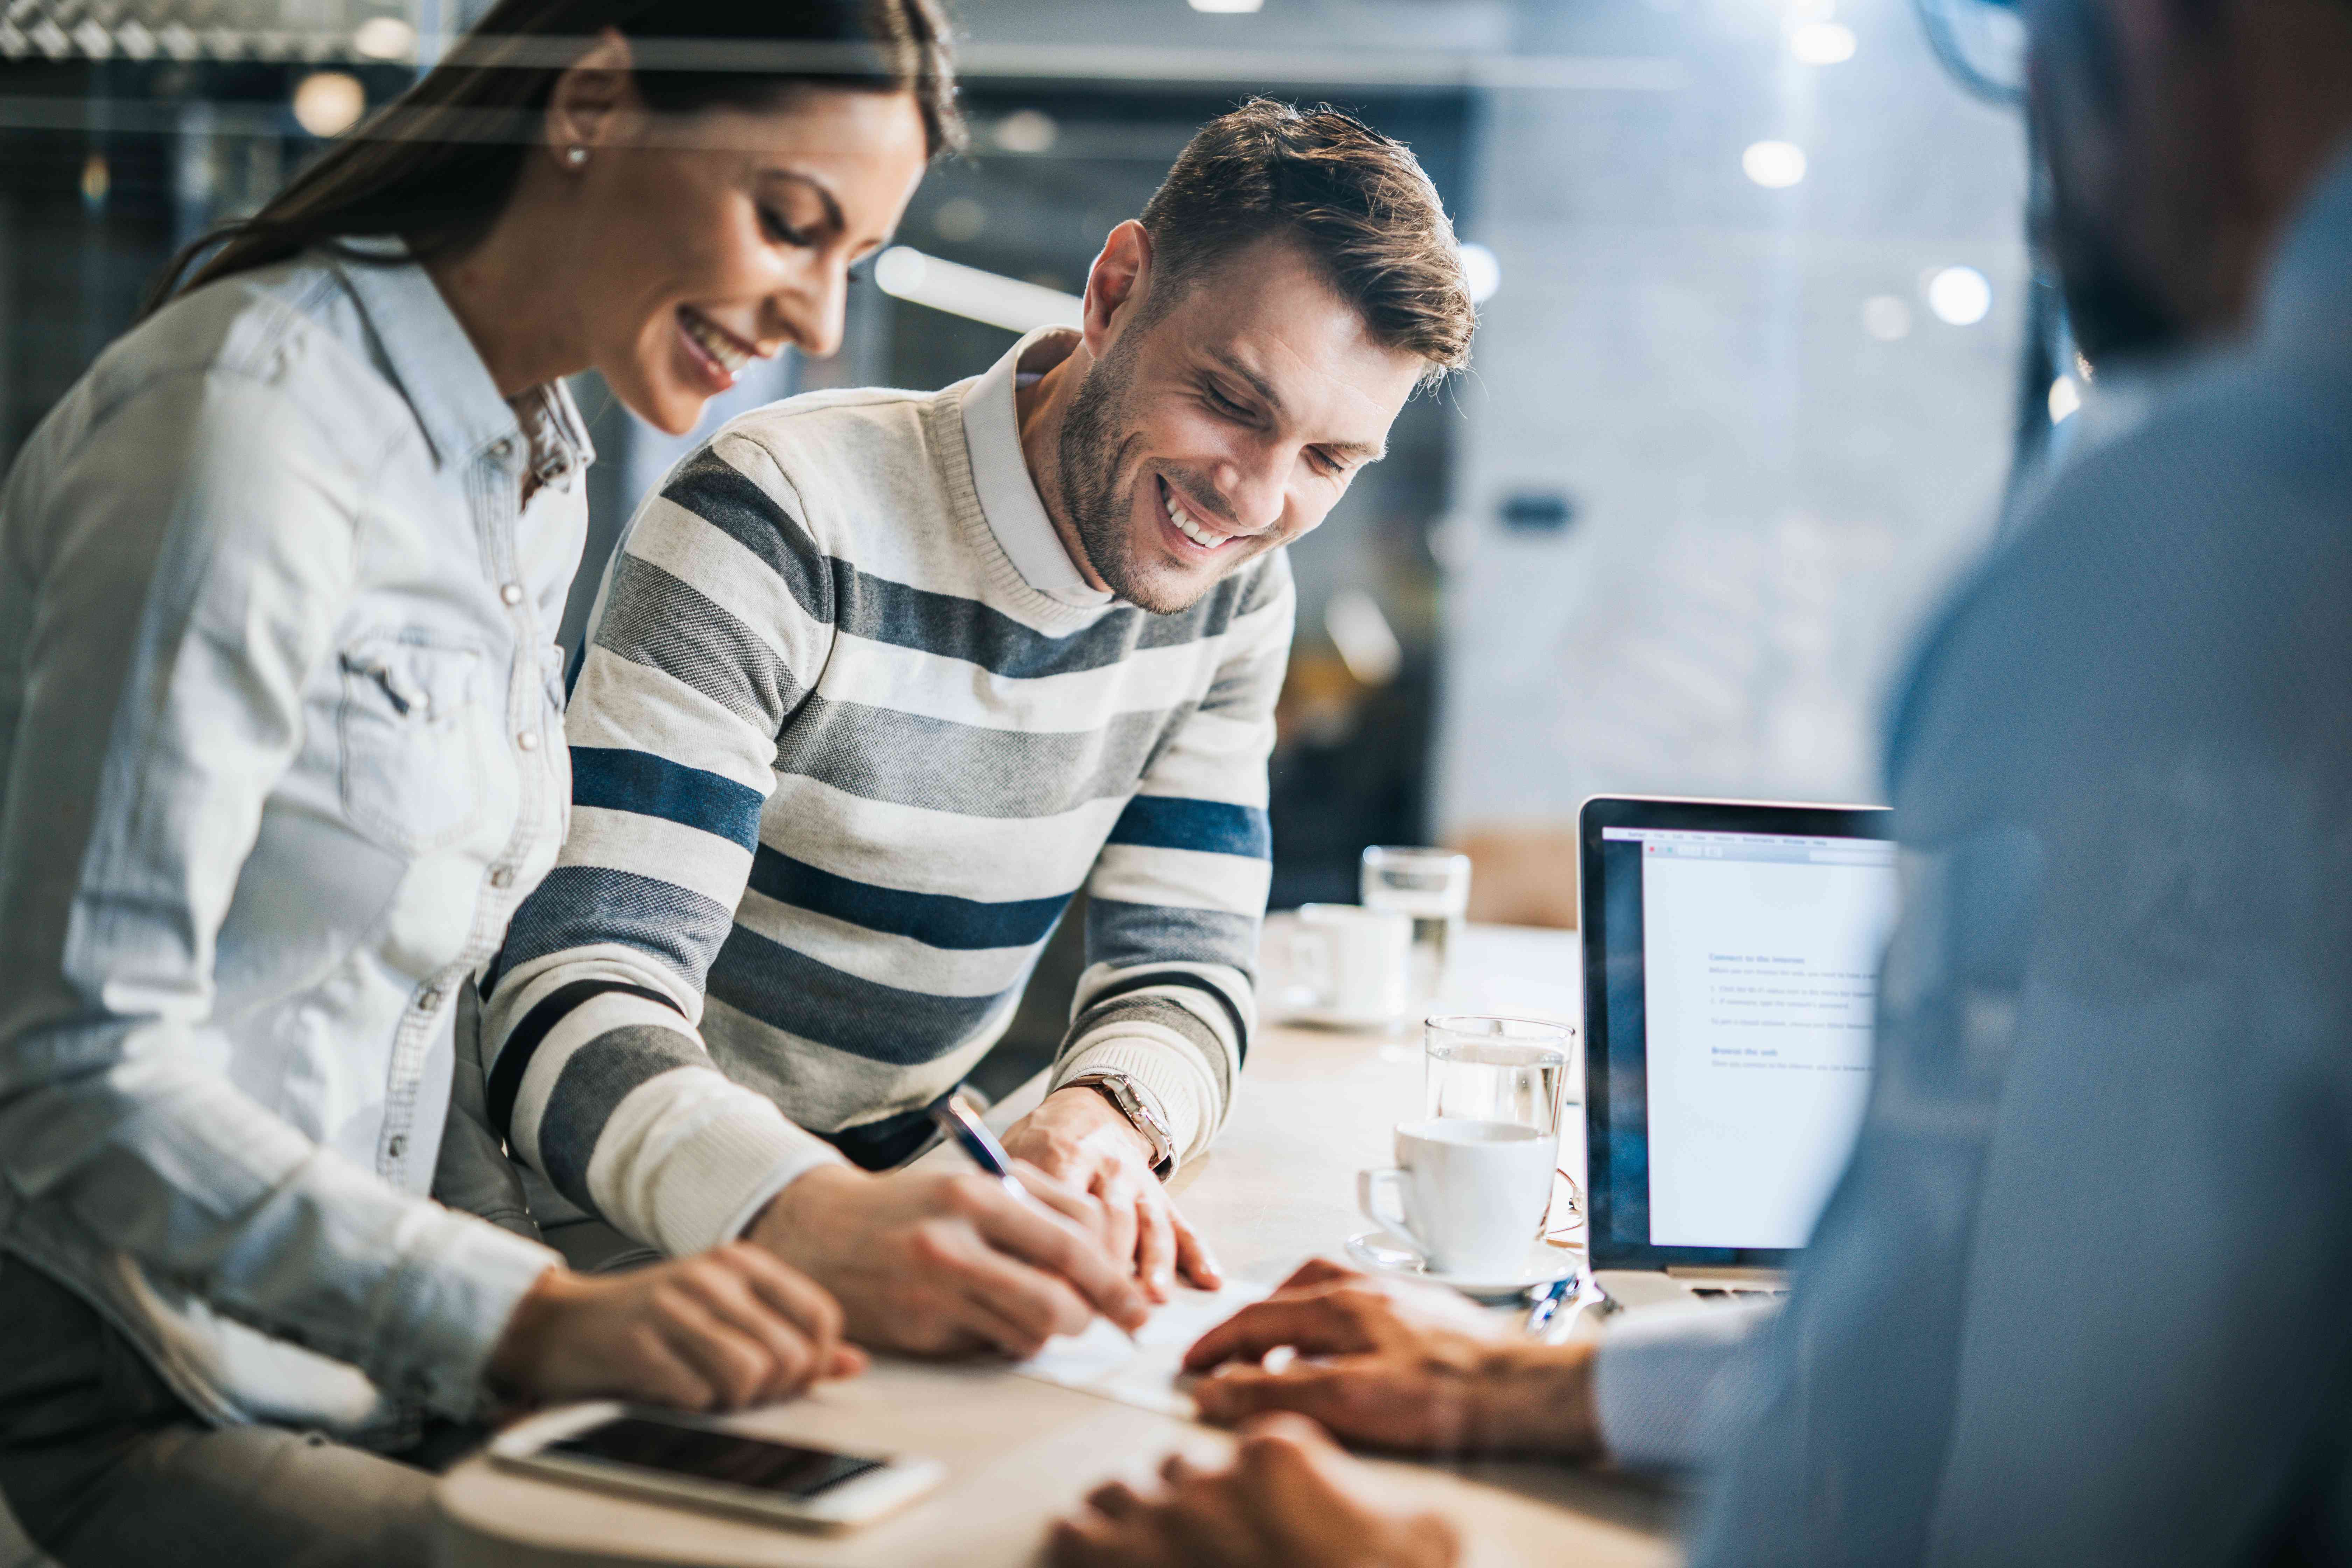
<box><xmin>0</xmin><ymin>245</ymin><xmax>582</xmax><ymax>1441</ymax></box>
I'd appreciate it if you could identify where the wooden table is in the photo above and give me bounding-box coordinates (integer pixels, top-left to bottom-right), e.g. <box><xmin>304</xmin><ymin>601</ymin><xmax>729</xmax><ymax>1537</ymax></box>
<box><xmin>437</xmin><ymin>925</ymin><xmax>1681</xmax><ymax>1567</ymax></box>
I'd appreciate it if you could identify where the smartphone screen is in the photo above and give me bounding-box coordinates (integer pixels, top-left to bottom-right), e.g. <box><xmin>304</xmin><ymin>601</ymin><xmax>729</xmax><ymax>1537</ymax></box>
<box><xmin>548</xmin><ymin>1418</ymin><xmax>886</xmax><ymax>1500</ymax></box>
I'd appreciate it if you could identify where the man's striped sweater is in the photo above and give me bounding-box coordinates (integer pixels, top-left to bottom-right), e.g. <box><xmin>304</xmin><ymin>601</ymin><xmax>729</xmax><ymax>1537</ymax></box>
<box><xmin>479</xmin><ymin>329</ymin><xmax>1293</xmax><ymax>1259</ymax></box>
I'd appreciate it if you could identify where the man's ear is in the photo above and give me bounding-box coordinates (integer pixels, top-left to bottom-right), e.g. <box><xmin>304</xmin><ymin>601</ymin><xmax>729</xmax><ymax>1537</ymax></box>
<box><xmin>1080</xmin><ymin>220</ymin><xmax>1155</xmax><ymax>358</ymax></box>
<box><xmin>544</xmin><ymin>28</ymin><xmax>638</xmax><ymax>167</ymax></box>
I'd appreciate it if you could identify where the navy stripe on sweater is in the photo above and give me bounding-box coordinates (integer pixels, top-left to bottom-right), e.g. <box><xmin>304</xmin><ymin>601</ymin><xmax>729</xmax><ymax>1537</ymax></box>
<box><xmin>1106</xmin><ymin>794</ymin><xmax>1272</xmax><ymax>859</ymax></box>
<box><xmin>747</xmin><ymin>845</ymin><xmax>1074</xmax><ymax>951</ymax></box>
<box><xmin>571</xmin><ymin>747</ymin><xmax>765</xmax><ymax>848</ymax></box>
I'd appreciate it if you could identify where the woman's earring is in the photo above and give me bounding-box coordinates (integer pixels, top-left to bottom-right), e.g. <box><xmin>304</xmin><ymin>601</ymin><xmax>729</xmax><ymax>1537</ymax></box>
<box><xmin>564</xmin><ymin>146</ymin><xmax>588</xmax><ymax>168</ymax></box>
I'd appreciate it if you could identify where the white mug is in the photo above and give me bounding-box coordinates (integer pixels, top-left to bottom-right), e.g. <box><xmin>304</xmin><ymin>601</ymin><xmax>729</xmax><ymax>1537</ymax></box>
<box><xmin>1358</xmin><ymin>1118</ymin><xmax>1555</xmax><ymax>1276</ymax></box>
<box><xmin>1272</xmin><ymin>903</ymin><xmax>1410</xmax><ymax>1027</ymax></box>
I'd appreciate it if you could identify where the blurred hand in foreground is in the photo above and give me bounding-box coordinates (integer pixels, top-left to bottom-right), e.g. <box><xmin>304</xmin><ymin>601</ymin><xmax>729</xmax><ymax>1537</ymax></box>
<box><xmin>1181</xmin><ymin>1258</ymin><xmax>1603</xmax><ymax>1457</ymax></box>
<box><xmin>1047</xmin><ymin>1413</ymin><xmax>1461</xmax><ymax>1568</ymax></box>
<box><xmin>489</xmin><ymin>1244</ymin><xmax>864</xmax><ymax>1412</ymax></box>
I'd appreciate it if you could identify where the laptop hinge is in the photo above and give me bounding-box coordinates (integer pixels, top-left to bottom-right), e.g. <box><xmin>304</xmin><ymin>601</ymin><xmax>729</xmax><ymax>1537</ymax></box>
<box><xmin>1664</xmin><ymin>1265</ymin><xmax>1787</xmax><ymax>1284</ymax></box>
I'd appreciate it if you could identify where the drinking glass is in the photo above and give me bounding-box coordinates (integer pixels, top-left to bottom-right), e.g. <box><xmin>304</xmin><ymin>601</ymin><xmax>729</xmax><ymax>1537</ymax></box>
<box><xmin>1424</xmin><ymin>1015</ymin><xmax>1578</xmax><ymax>1227</ymax></box>
<box><xmin>1360</xmin><ymin>846</ymin><xmax>1472</xmax><ymax>1011</ymax></box>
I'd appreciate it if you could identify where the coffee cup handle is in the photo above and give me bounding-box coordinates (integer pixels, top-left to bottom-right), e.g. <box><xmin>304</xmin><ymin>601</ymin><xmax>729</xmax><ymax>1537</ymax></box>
<box><xmin>1358</xmin><ymin>1168</ymin><xmax>1410</xmax><ymax>1239</ymax></box>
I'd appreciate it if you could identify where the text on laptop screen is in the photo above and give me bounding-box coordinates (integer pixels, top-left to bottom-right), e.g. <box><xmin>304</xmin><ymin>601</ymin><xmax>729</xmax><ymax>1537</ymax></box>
<box><xmin>1605</xmin><ymin>827</ymin><xmax>1899</xmax><ymax>1250</ymax></box>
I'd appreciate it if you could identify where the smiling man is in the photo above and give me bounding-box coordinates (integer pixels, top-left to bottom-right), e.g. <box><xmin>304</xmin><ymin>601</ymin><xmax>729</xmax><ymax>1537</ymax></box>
<box><xmin>474</xmin><ymin>100</ymin><xmax>1474</xmax><ymax>1358</ymax></box>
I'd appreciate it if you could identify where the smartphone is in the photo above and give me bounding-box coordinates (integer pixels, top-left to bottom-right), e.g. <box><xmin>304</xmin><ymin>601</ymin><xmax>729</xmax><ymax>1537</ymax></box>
<box><xmin>488</xmin><ymin>1403</ymin><xmax>946</xmax><ymax>1531</ymax></box>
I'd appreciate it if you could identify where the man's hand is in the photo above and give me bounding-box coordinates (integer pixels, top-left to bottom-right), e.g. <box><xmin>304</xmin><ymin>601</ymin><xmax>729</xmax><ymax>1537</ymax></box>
<box><xmin>488</xmin><ymin>1245</ymin><xmax>864</xmax><ymax>1412</ymax></box>
<box><xmin>747</xmin><ymin>1162</ymin><xmax>1152</xmax><ymax>1359</ymax></box>
<box><xmin>1047</xmin><ymin>1413</ymin><xmax>1461</xmax><ymax>1568</ymax></box>
<box><xmin>1003</xmin><ymin>1084</ymin><xmax>1219</xmax><ymax>1301</ymax></box>
<box><xmin>1181</xmin><ymin>1259</ymin><xmax>1603</xmax><ymax>1458</ymax></box>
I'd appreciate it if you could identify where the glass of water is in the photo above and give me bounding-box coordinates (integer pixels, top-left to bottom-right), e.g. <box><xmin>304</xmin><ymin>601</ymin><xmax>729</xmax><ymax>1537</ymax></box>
<box><xmin>1425</xmin><ymin>1015</ymin><xmax>1578</xmax><ymax>1226</ymax></box>
<box><xmin>1361</xmin><ymin>846</ymin><xmax>1472</xmax><ymax>1012</ymax></box>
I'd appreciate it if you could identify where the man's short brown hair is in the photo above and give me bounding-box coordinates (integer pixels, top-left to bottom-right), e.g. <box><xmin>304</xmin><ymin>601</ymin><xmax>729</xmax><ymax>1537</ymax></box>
<box><xmin>1138</xmin><ymin>98</ymin><xmax>1475</xmax><ymax>385</ymax></box>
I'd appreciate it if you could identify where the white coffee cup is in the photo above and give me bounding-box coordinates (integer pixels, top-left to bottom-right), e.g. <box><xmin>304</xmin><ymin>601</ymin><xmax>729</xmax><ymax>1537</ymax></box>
<box><xmin>1357</xmin><ymin>1118</ymin><xmax>1556</xmax><ymax>1276</ymax></box>
<box><xmin>1271</xmin><ymin>903</ymin><xmax>1411</xmax><ymax>1027</ymax></box>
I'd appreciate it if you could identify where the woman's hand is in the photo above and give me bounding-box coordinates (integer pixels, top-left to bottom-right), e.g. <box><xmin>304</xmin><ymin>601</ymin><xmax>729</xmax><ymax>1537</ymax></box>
<box><xmin>746</xmin><ymin>1161</ymin><xmax>1151</xmax><ymax>1359</ymax></box>
<box><xmin>1181</xmin><ymin>1259</ymin><xmax>1603</xmax><ymax>1458</ymax></box>
<box><xmin>488</xmin><ymin>1244</ymin><xmax>864</xmax><ymax>1412</ymax></box>
<box><xmin>1048</xmin><ymin>1414</ymin><xmax>1461</xmax><ymax>1568</ymax></box>
<box><xmin>1002</xmin><ymin>1085</ymin><xmax>1219</xmax><ymax>1301</ymax></box>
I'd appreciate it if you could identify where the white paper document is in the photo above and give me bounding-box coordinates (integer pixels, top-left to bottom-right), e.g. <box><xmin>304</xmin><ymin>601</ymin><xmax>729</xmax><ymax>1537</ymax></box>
<box><xmin>1013</xmin><ymin>1279</ymin><xmax>1270</xmax><ymax>1418</ymax></box>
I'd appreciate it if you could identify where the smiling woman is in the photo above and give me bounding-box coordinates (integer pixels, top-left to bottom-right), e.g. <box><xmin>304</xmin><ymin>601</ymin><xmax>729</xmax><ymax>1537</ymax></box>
<box><xmin>147</xmin><ymin>0</ymin><xmax>960</xmax><ymax>432</ymax></box>
<box><xmin>0</xmin><ymin>4</ymin><xmax>955</xmax><ymax>1567</ymax></box>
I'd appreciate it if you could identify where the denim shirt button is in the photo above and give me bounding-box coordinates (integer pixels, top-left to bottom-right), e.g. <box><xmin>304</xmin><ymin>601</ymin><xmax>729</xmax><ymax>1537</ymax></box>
<box><xmin>516</xmin><ymin>731</ymin><xmax>540</xmax><ymax>752</ymax></box>
<box><xmin>387</xmin><ymin>1135</ymin><xmax>407</xmax><ymax>1160</ymax></box>
<box><xmin>500</xmin><ymin>583</ymin><xmax>523</xmax><ymax>606</ymax></box>
<box><xmin>417</xmin><ymin>987</ymin><xmax>442</xmax><ymax>1012</ymax></box>
<box><xmin>490</xmin><ymin>437</ymin><xmax>514</xmax><ymax>461</ymax></box>
<box><xmin>489</xmin><ymin>866</ymin><xmax>515</xmax><ymax>889</ymax></box>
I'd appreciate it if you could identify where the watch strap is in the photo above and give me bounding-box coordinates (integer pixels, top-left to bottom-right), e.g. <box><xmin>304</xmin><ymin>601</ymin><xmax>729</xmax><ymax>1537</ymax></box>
<box><xmin>1066</xmin><ymin>1070</ymin><xmax>1178</xmax><ymax>1178</ymax></box>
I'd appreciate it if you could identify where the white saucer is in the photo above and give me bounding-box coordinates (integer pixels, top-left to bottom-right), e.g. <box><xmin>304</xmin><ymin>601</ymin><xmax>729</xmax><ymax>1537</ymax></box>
<box><xmin>1344</xmin><ymin>1230</ymin><xmax>1582</xmax><ymax>1301</ymax></box>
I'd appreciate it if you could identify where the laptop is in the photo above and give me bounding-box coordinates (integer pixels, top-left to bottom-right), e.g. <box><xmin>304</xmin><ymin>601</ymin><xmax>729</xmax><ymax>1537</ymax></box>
<box><xmin>1576</xmin><ymin>795</ymin><xmax>1896</xmax><ymax>1311</ymax></box>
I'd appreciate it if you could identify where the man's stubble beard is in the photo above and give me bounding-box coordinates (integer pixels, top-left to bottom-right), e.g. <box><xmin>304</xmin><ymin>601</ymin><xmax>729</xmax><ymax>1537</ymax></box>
<box><xmin>1055</xmin><ymin>334</ymin><xmax>1248</xmax><ymax>616</ymax></box>
<box><xmin>2037</xmin><ymin>148</ymin><xmax>2191</xmax><ymax>365</ymax></box>
<box><xmin>2025</xmin><ymin>0</ymin><xmax>2193</xmax><ymax>365</ymax></box>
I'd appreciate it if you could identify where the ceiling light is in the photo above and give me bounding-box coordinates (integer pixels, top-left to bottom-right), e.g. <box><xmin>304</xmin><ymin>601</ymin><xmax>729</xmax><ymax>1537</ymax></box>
<box><xmin>1459</xmin><ymin>241</ymin><xmax>1501</xmax><ymax>306</ymax></box>
<box><xmin>351</xmin><ymin>16</ymin><xmax>415</xmax><ymax>59</ymax></box>
<box><xmin>994</xmin><ymin>109</ymin><xmax>1057</xmax><ymax>154</ymax></box>
<box><xmin>1325</xmin><ymin>590</ymin><xmax>1402</xmax><ymax>687</ymax></box>
<box><xmin>2047</xmin><ymin>377</ymin><xmax>2081</xmax><ymax>423</ymax></box>
<box><xmin>1188</xmin><ymin>0</ymin><xmax>1265</xmax><ymax>11</ymax></box>
<box><xmin>931</xmin><ymin>197</ymin><xmax>986</xmax><ymax>243</ymax></box>
<box><xmin>1742</xmin><ymin>140</ymin><xmax>1807</xmax><ymax>189</ymax></box>
<box><xmin>873</xmin><ymin>246</ymin><xmax>1082</xmax><ymax>335</ymax></box>
<box><xmin>1790</xmin><ymin>20</ymin><xmax>1856</xmax><ymax>62</ymax></box>
<box><xmin>1925</xmin><ymin>265</ymin><xmax>1993</xmax><ymax>326</ymax></box>
<box><xmin>292</xmin><ymin>71</ymin><xmax>365</xmax><ymax>138</ymax></box>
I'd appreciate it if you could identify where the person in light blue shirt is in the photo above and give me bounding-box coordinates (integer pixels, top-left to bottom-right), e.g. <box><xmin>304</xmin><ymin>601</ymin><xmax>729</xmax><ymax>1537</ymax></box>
<box><xmin>0</xmin><ymin>3</ymin><xmax>993</xmax><ymax>1564</ymax></box>
<box><xmin>1046</xmin><ymin>0</ymin><xmax>2352</xmax><ymax>1559</ymax></box>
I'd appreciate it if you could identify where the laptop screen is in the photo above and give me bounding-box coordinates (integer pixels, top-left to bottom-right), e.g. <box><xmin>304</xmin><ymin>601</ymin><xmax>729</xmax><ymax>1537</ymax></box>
<box><xmin>1581</xmin><ymin>800</ymin><xmax>1897</xmax><ymax>1267</ymax></box>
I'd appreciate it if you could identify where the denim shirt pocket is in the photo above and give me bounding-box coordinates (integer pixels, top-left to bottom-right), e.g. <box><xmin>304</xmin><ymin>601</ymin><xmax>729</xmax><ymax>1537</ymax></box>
<box><xmin>338</xmin><ymin>632</ymin><xmax>490</xmax><ymax>855</ymax></box>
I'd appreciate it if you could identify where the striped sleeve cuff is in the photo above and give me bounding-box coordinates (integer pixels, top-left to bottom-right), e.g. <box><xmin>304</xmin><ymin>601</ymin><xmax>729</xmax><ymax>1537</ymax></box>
<box><xmin>490</xmin><ymin>974</ymin><xmax>843</xmax><ymax>1256</ymax></box>
<box><xmin>1055</xmin><ymin>967</ymin><xmax>1252</xmax><ymax>1165</ymax></box>
<box><xmin>1592</xmin><ymin>1300</ymin><xmax>1777</xmax><ymax>1471</ymax></box>
<box><xmin>1051</xmin><ymin>1035</ymin><xmax>1217</xmax><ymax>1166</ymax></box>
<box><xmin>591</xmin><ymin>1069</ymin><xmax>845</xmax><ymax>1255</ymax></box>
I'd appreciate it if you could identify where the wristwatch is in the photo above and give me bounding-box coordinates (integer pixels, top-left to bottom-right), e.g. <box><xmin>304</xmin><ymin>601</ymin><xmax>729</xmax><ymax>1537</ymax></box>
<box><xmin>1065</xmin><ymin>1070</ymin><xmax>1178</xmax><ymax>1179</ymax></box>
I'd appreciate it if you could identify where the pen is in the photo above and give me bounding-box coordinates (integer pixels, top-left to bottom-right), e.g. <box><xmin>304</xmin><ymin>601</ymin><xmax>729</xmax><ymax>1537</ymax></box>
<box><xmin>928</xmin><ymin>1094</ymin><xmax>1142</xmax><ymax>1344</ymax></box>
<box><xmin>929</xmin><ymin>1093</ymin><xmax>1030</xmax><ymax>1202</ymax></box>
<box><xmin>1521</xmin><ymin>1273</ymin><xmax>1579</xmax><ymax>1339</ymax></box>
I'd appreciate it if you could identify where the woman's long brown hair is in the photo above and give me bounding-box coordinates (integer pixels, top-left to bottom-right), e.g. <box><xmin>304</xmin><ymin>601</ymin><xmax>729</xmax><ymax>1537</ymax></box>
<box><xmin>140</xmin><ymin>0</ymin><xmax>960</xmax><ymax>317</ymax></box>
